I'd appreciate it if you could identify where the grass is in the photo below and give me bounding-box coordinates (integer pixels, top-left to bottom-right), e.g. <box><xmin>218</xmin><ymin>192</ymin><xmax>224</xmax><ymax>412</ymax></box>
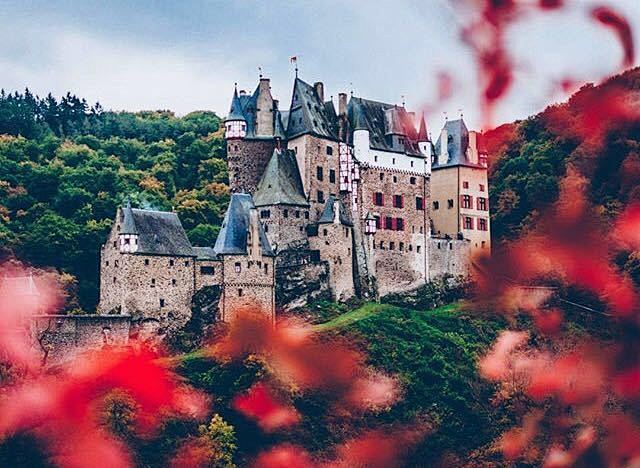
<box><xmin>313</xmin><ymin>300</ymin><xmax>463</xmax><ymax>331</ymax></box>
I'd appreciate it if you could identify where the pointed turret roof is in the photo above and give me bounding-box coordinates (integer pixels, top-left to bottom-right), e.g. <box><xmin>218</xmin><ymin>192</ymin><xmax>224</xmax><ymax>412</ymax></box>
<box><xmin>120</xmin><ymin>200</ymin><xmax>138</xmax><ymax>235</ymax></box>
<box><xmin>318</xmin><ymin>195</ymin><xmax>353</xmax><ymax>226</ymax></box>
<box><xmin>417</xmin><ymin>114</ymin><xmax>429</xmax><ymax>142</ymax></box>
<box><xmin>226</xmin><ymin>87</ymin><xmax>246</xmax><ymax>122</ymax></box>
<box><xmin>214</xmin><ymin>194</ymin><xmax>274</xmax><ymax>257</ymax></box>
<box><xmin>254</xmin><ymin>149</ymin><xmax>308</xmax><ymax>207</ymax></box>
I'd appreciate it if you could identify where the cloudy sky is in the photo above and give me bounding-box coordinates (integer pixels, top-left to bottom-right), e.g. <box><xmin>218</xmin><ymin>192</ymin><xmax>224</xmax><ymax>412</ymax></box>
<box><xmin>2</xmin><ymin>0</ymin><xmax>639</xmax><ymax>131</ymax></box>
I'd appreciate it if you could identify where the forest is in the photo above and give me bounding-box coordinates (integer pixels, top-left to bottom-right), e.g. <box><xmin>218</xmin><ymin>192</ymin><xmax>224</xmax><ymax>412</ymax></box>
<box><xmin>0</xmin><ymin>90</ymin><xmax>229</xmax><ymax>311</ymax></box>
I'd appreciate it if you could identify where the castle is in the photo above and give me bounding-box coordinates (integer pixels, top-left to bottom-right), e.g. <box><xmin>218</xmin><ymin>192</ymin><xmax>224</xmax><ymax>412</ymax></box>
<box><xmin>97</xmin><ymin>75</ymin><xmax>490</xmax><ymax>334</ymax></box>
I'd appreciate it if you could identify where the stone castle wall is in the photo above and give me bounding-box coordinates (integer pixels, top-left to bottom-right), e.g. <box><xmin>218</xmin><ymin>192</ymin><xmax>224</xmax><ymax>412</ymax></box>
<box><xmin>227</xmin><ymin>138</ymin><xmax>276</xmax><ymax>194</ymax></box>
<box><xmin>428</xmin><ymin>237</ymin><xmax>472</xmax><ymax>280</ymax></box>
<box><xmin>287</xmin><ymin>134</ymin><xmax>340</xmax><ymax>222</ymax></box>
<box><xmin>309</xmin><ymin>223</ymin><xmax>355</xmax><ymax>301</ymax></box>
<box><xmin>357</xmin><ymin>165</ymin><xmax>431</xmax><ymax>296</ymax></box>
<box><xmin>219</xmin><ymin>255</ymin><xmax>275</xmax><ymax>322</ymax></box>
<box><xmin>29</xmin><ymin>314</ymin><xmax>130</xmax><ymax>365</ymax></box>
<box><xmin>260</xmin><ymin>205</ymin><xmax>310</xmax><ymax>251</ymax></box>
<box><xmin>195</xmin><ymin>259</ymin><xmax>223</xmax><ymax>290</ymax></box>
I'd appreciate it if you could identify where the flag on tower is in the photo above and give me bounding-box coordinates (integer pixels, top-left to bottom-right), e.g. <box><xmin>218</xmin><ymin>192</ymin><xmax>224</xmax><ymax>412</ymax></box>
<box><xmin>290</xmin><ymin>56</ymin><xmax>297</xmax><ymax>63</ymax></box>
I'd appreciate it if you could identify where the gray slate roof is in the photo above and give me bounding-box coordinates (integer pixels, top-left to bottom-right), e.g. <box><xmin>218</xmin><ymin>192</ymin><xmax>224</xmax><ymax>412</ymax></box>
<box><xmin>226</xmin><ymin>88</ymin><xmax>246</xmax><ymax>122</ymax></box>
<box><xmin>225</xmin><ymin>84</ymin><xmax>284</xmax><ymax>139</ymax></box>
<box><xmin>214</xmin><ymin>194</ymin><xmax>275</xmax><ymax>257</ymax></box>
<box><xmin>347</xmin><ymin>97</ymin><xmax>423</xmax><ymax>156</ymax></box>
<box><xmin>124</xmin><ymin>208</ymin><xmax>196</xmax><ymax>257</ymax></box>
<box><xmin>317</xmin><ymin>195</ymin><xmax>353</xmax><ymax>226</ymax></box>
<box><xmin>254</xmin><ymin>148</ymin><xmax>309</xmax><ymax>207</ymax></box>
<box><xmin>286</xmin><ymin>78</ymin><xmax>338</xmax><ymax>140</ymax></box>
<box><xmin>433</xmin><ymin>118</ymin><xmax>485</xmax><ymax>169</ymax></box>
<box><xmin>193</xmin><ymin>246</ymin><xmax>218</xmax><ymax>260</ymax></box>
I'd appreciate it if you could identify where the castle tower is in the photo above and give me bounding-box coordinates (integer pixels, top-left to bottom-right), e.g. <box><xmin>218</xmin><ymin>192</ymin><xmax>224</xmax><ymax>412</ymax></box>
<box><xmin>214</xmin><ymin>194</ymin><xmax>276</xmax><ymax>322</ymax></box>
<box><xmin>224</xmin><ymin>79</ymin><xmax>280</xmax><ymax>194</ymax></box>
<box><xmin>118</xmin><ymin>201</ymin><xmax>139</xmax><ymax>253</ymax></box>
<box><xmin>417</xmin><ymin>114</ymin><xmax>432</xmax><ymax>174</ymax></box>
<box><xmin>431</xmin><ymin>118</ymin><xmax>490</xmax><ymax>251</ymax></box>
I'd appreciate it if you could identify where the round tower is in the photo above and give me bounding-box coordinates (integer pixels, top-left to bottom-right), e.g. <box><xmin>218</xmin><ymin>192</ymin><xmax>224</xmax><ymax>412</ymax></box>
<box><xmin>225</xmin><ymin>85</ymin><xmax>247</xmax><ymax>139</ymax></box>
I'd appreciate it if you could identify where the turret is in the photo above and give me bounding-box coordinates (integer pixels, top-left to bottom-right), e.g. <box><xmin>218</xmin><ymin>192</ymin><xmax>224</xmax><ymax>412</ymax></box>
<box><xmin>417</xmin><ymin>114</ymin><xmax>432</xmax><ymax>173</ymax></box>
<box><xmin>225</xmin><ymin>86</ymin><xmax>247</xmax><ymax>139</ymax></box>
<box><xmin>119</xmin><ymin>201</ymin><xmax>139</xmax><ymax>253</ymax></box>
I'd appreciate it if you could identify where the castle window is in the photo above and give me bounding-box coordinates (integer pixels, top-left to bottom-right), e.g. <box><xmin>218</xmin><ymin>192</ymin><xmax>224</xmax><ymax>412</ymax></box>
<box><xmin>478</xmin><ymin>218</ymin><xmax>488</xmax><ymax>231</ymax></box>
<box><xmin>419</xmin><ymin>226</ymin><xmax>423</xmax><ymax>233</ymax></box>
<box><xmin>464</xmin><ymin>217</ymin><xmax>474</xmax><ymax>230</ymax></box>
<box><xmin>169</xmin><ymin>259</ymin><xmax>174</xmax><ymax>266</ymax></box>
<box><xmin>433</xmin><ymin>201</ymin><xmax>439</xmax><ymax>210</ymax></box>
<box><xmin>411</xmin><ymin>161</ymin><xmax>414</xmax><ymax>168</ymax></box>
<box><xmin>410</xmin><ymin>176</ymin><xmax>416</xmax><ymax>184</ymax></box>
<box><xmin>329</xmin><ymin>169</ymin><xmax>336</xmax><ymax>183</ymax></box>
<box><xmin>374</xmin><ymin>216</ymin><xmax>381</xmax><ymax>229</ymax></box>
<box><xmin>399</xmin><ymin>242</ymin><xmax>404</xmax><ymax>251</ymax></box>
<box><xmin>264</xmin><ymin>264</ymin><xmax>268</xmax><ymax>274</ymax></box>
<box><xmin>374</xmin><ymin>155</ymin><xmax>378</xmax><ymax>162</ymax></box>
<box><xmin>283</xmin><ymin>209</ymin><xmax>289</xmax><ymax>218</ymax></box>
<box><xmin>393</xmin><ymin>176</ymin><xmax>397</xmax><ymax>183</ymax></box>
<box><xmin>479</xmin><ymin>184</ymin><xmax>485</xmax><ymax>192</ymax></box>
<box><xmin>234</xmin><ymin>145</ymin><xmax>239</xmax><ymax>151</ymax></box>
<box><xmin>113</xmin><ymin>277</ymin><xmax>116</xmax><ymax>283</ymax></box>
<box><xmin>326</xmin><ymin>146</ymin><xmax>333</xmax><ymax>155</ymax></box>
<box><xmin>159</xmin><ymin>298</ymin><xmax>165</xmax><ymax>308</ymax></box>
<box><xmin>260</xmin><ymin>210</ymin><xmax>271</xmax><ymax>219</ymax></box>
<box><xmin>448</xmin><ymin>199</ymin><xmax>454</xmax><ymax>209</ymax></box>
<box><xmin>379</xmin><ymin>173</ymin><xmax>384</xmax><ymax>181</ymax></box>
<box><xmin>396</xmin><ymin>218</ymin><xmax>404</xmax><ymax>231</ymax></box>
<box><xmin>379</xmin><ymin>241</ymin><xmax>384</xmax><ymax>249</ymax></box>
<box><xmin>235</xmin><ymin>262</ymin><xmax>241</xmax><ymax>273</ymax></box>
<box><xmin>295</xmin><ymin>210</ymin><xmax>300</xmax><ymax>218</ymax></box>
<box><xmin>323</xmin><ymin>228</ymin><xmax>328</xmax><ymax>236</ymax></box>
<box><xmin>345</xmin><ymin>229</ymin><xmax>349</xmax><ymax>238</ymax></box>
<box><xmin>393</xmin><ymin>195</ymin><xmax>404</xmax><ymax>208</ymax></box>
<box><xmin>299</xmin><ymin>226</ymin><xmax>304</xmax><ymax>232</ymax></box>
<box><xmin>316</xmin><ymin>166</ymin><xmax>324</xmax><ymax>181</ymax></box>
<box><xmin>417</xmin><ymin>245</ymin><xmax>421</xmax><ymax>253</ymax></box>
<box><xmin>477</xmin><ymin>197</ymin><xmax>488</xmax><ymax>211</ymax></box>
<box><xmin>305</xmin><ymin>211</ymin><xmax>309</xmax><ymax>219</ymax></box>
<box><xmin>113</xmin><ymin>241</ymin><xmax>116</xmax><ymax>247</ymax></box>
<box><xmin>463</xmin><ymin>181</ymin><xmax>469</xmax><ymax>189</ymax></box>
<box><xmin>106</xmin><ymin>261</ymin><xmax>109</xmax><ymax>266</ymax></box>
<box><xmin>238</xmin><ymin>288</ymin><xmax>243</xmax><ymax>297</ymax></box>
<box><xmin>114</xmin><ymin>260</ymin><xmax>119</xmax><ymax>267</ymax></box>
<box><xmin>392</xmin><ymin>158</ymin><xmax>396</xmax><ymax>165</ymax></box>
<box><xmin>317</xmin><ymin>190</ymin><xmax>325</xmax><ymax>203</ymax></box>
<box><xmin>264</xmin><ymin>224</ymin><xmax>269</xmax><ymax>232</ymax></box>
<box><xmin>200</xmin><ymin>266</ymin><xmax>215</xmax><ymax>275</ymax></box>
<box><xmin>481</xmin><ymin>240</ymin><xmax>486</xmax><ymax>248</ymax></box>
<box><xmin>185</xmin><ymin>260</ymin><xmax>189</xmax><ymax>266</ymax></box>
<box><xmin>151</xmin><ymin>278</ymin><xmax>156</xmax><ymax>287</ymax></box>
<box><xmin>124</xmin><ymin>238</ymin><xmax>130</xmax><ymax>245</ymax></box>
<box><xmin>437</xmin><ymin>242</ymin><xmax>441</xmax><ymax>249</ymax></box>
<box><xmin>374</xmin><ymin>192</ymin><xmax>384</xmax><ymax>206</ymax></box>
<box><xmin>449</xmin><ymin>243</ymin><xmax>453</xmax><ymax>250</ymax></box>
<box><xmin>172</xmin><ymin>279</ymin><xmax>176</xmax><ymax>286</ymax></box>
<box><xmin>416</xmin><ymin>197</ymin><xmax>424</xmax><ymax>210</ymax></box>
<box><xmin>409</xmin><ymin>244</ymin><xmax>413</xmax><ymax>251</ymax></box>
<box><xmin>389</xmin><ymin>242</ymin><xmax>395</xmax><ymax>250</ymax></box>
<box><xmin>461</xmin><ymin>195</ymin><xmax>473</xmax><ymax>209</ymax></box>
<box><xmin>144</xmin><ymin>259</ymin><xmax>149</xmax><ymax>266</ymax></box>
<box><xmin>385</xmin><ymin>217</ymin><xmax>393</xmax><ymax>230</ymax></box>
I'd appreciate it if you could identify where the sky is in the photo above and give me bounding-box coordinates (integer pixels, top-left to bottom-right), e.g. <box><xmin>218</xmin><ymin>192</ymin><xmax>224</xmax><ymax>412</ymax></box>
<box><xmin>2</xmin><ymin>0</ymin><xmax>639</xmax><ymax>131</ymax></box>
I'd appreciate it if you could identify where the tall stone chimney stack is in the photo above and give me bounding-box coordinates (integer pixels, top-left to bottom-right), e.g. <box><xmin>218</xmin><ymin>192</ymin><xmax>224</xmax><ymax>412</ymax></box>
<box><xmin>338</xmin><ymin>93</ymin><xmax>348</xmax><ymax>117</ymax></box>
<box><xmin>314</xmin><ymin>82</ymin><xmax>324</xmax><ymax>102</ymax></box>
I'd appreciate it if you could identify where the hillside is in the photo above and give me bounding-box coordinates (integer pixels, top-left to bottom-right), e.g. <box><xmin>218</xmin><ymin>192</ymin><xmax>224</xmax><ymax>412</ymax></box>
<box><xmin>0</xmin><ymin>91</ymin><xmax>230</xmax><ymax>310</ymax></box>
<box><xmin>487</xmin><ymin>66</ymin><xmax>640</xmax><ymax>243</ymax></box>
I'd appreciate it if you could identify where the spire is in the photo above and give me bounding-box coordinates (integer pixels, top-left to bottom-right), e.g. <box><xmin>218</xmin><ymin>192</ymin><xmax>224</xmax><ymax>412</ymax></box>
<box><xmin>417</xmin><ymin>113</ymin><xmax>429</xmax><ymax>142</ymax></box>
<box><xmin>120</xmin><ymin>200</ymin><xmax>138</xmax><ymax>235</ymax></box>
<box><xmin>226</xmin><ymin>85</ymin><xmax>245</xmax><ymax>122</ymax></box>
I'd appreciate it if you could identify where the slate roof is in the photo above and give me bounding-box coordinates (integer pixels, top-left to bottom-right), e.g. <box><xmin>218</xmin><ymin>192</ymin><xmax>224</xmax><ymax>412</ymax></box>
<box><xmin>286</xmin><ymin>78</ymin><xmax>338</xmax><ymax>140</ymax></box>
<box><xmin>254</xmin><ymin>148</ymin><xmax>309</xmax><ymax>207</ymax></box>
<box><xmin>123</xmin><ymin>208</ymin><xmax>196</xmax><ymax>257</ymax></box>
<box><xmin>214</xmin><ymin>194</ymin><xmax>275</xmax><ymax>257</ymax></box>
<box><xmin>433</xmin><ymin>118</ymin><xmax>485</xmax><ymax>169</ymax></box>
<box><xmin>193</xmin><ymin>246</ymin><xmax>219</xmax><ymax>260</ymax></box>
<box><xmin>417</xmin><ymin>114</ymin><xmax>429</xmax><ymax>142</ymax></box>
<box><xmin>226</xmin><ymin>87</ymin><xmax>246</xmax><ymax>122</ymax></box>
<box><xmin>224</xmin><ymin>84</ymin><xmax>284</xmax><ymax>139</ymax></box>
<box><xmin>347</xmin><ymin>97</ymin><xmax>423</xmax><ymax>156</ymax></box>
<box><xmin>120</xmin><ymin>202</ymin><xmax>138</xmax><ymax>234</ymax></box>
<box><xmin>317</xmin><ymin>195</ymin><xmax>353</xmax><ymax>226</ymax></box>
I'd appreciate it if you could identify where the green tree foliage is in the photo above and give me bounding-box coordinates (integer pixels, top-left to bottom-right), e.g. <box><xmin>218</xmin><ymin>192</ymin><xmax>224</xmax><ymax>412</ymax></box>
<box><xmin>197</xmin><ymin>413</ymin><xmax>238</xmax><ymax>467</ymax></box>
<box><xmin>0</xmin><ymin>90</ymin><xmax>227</xmax><ymax>311</ymax></box>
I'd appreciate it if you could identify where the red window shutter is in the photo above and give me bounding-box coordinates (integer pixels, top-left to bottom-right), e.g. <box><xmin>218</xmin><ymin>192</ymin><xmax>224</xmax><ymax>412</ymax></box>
<box><xmin>373</xmin><ymin>193</ymin><xmax>377</xmax><ymax>205</ymax></box>
<box><xmin>460</xmin><ymin>195</ymin><xmax>464</xmax><ymax>207</ymax></box>
<box><xmin>381</xmin><ymin>194</ymin><xmax>384</xmax><ymax>206</ymax></box>
<box><xmin>476</xmin><ymin>197</ymin><xmax>480</xmax><ymax>210</ymax></box>
<box><xmin>469</xmin><ymin>196</ymin><xmax>474</xmax><ymax>208</ymax></box>
<box><xmin>401</xmin><ymin>195</ymin><xmax>404</xmax><ymax>208</ymax></box>
<box><xmin>391</xmin><ymin>218</ymin><xmax>397</xmax><ymax>230</ymax></box>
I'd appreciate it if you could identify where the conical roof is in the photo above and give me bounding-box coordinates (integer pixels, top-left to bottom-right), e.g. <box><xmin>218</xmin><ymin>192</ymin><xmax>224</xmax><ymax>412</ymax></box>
<box><xmin>226</xmin><ymin>87</ymin><xmax>246</xmax><ymax>122</ymax></box>
<box><xmin>318</xmin><ymin>195</ymin><xmax>352</xmax><ymax>226</ymax></box>
<box><xmin>254</xmin><ymin>149</ymin><xmax>308</xmax><ymax>207</ymax></box>
<box><xmin>120</xmin><ymin>201</ymin><xmax>138</xmax><ymax>235</ymax></box>
<box><xmin>417</xmin><ymin>114</ymin><xmax>429</xmax><ymax>142</ymax></box>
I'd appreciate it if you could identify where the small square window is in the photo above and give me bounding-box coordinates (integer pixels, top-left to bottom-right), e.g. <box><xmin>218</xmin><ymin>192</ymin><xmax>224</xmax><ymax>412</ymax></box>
<box><xmin>433</xmin><ymin>201</ymin><xmax>439</xmax><ymax>210</ymax></box>
<box><xmin>160</xmin><ymin>298</ymin><xmax>165</xmax><ymax>307</ymax></box>
<box><xmin>479</xmin><ymin>184</ymin><xmax>485</xmax><ymax>192</ymax></box>
<box><xmin>410</xmin><ymin>177</ymin><xmax>416</xmax><ymax>185</ymax></box>
<box><xmin>283</xmin><ymin>209</ymin><xmax>289</xmax><ymax>218</ymax></box>
<box><xmin>326</xmin><ymin>146</ymin><xmax>333</xmax><ymax>155</ymax></box>
<box><xmin>172</xmin><ymin>279</ymin><xmax>176</xmax><ymax>286</ymax></box>
<box><xmin>185</xmin><ymin>261</ymin><xmax>189</xmax><ymax>266</ymax></box>
<box><xmin>238</xmin><ymin>288</ymin><xmax>243</xmax><ymax>297</ymax></box>
<box><xmin>317</xmin><ymin>190</ymin><xmax>325</xmax><ymax>203</ymax></box>
<box><xmin>448</xmin><ymin>199</ymin><xmax>454</xmax><ymax>209</ymax></box>
<box><xmin>235</xmin><ymin>262</ymin><xmax>241</xmax><ymax>273</ymax></box>
<box><xmin>144</xmin><ymin>259</ymin><xmax>149</xmax><ymax>266</ymax></box>
<box><xmin>463</xmin><ymin>181</ymin><xmax>469</xmax><ymax>189</ymax></box>
<box><xmin>169</xmin><ymin>259</ymin><xmax>174</xmax><ymax>266</ymax></box>
<box><xmin>151</xmin><ymin>278</ymin><xmax>156</xmax><ymax>287</ymax></box>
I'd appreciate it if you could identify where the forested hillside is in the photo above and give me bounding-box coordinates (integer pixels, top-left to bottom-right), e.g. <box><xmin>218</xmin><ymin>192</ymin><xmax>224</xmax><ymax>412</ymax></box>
<box><xmin>0</xmin><ymin>90</ymin><xmax>229</xmax><ymax>310</ymax></box>
<box><xmin>488</xmin><ymin>66</ymin><xmax>640</xmax><ymax>242</ymax></box>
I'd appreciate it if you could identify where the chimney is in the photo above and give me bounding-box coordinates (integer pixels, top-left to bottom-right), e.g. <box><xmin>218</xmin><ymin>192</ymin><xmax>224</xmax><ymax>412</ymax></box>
<box><xmin>314</xmin><ymin>82</ymin><xmax>324</xmax><ymax>102</ymax></box>
<box><xmin>249</xmin><ymin>208</ymin><xmax>261</xmax><ymax>258</ymax></box>
<box><xmin>259</xmin><ymin>77</ymin><xmax>270</xmax><ymax>93</ymax></box>
<box><xmin>338</xmin><ymin>93</ymin><xmax>348</xmax><ymax>116</ymax></box>
<box><xmin>467</xmin><ymin>131</ymin><xmax>478</xmax><ymax>164</ymax></box>
<box><xmin>439</xmin><ymin>128</ymin><xmax>448</xmax><ymax>165</ymax></box>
